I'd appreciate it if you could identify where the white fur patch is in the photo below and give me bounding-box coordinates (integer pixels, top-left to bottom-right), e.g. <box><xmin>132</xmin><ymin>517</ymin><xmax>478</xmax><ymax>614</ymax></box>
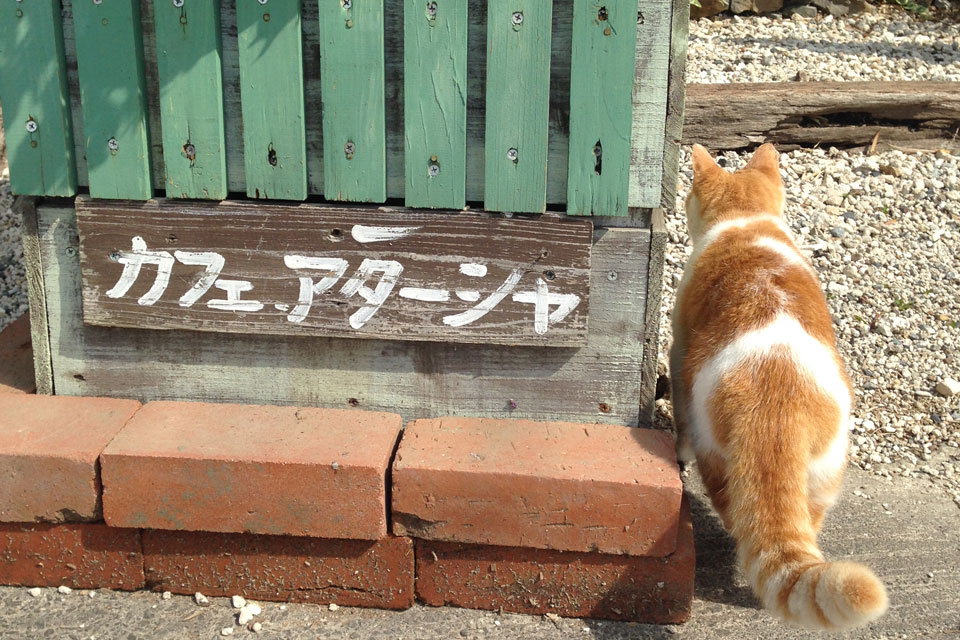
<box><xmin>751</xmin><ymin>236</ymin><xmax>816</xmax><ymax>275</ymax></box>
<box><xmin>690</xmin><ymin>313</ymin><xmax>851</xmax><ymax>459</ymax></box>
<box><xmin>808</xmin><ymin>424</ymin><xmax>848</xmax><ymax>497</ymax></box>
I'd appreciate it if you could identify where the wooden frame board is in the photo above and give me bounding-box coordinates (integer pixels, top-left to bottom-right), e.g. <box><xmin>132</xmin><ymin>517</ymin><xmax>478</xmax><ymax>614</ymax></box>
<box><xmin>33</xmin><ymin>201</ymin><xmax>655</xmax><ymax>426</ymax></box>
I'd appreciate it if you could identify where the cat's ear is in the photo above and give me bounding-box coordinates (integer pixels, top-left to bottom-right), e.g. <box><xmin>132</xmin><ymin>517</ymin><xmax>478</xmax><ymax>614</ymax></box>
<box><xmin>745</xmin><ymin>143</ymin><xmax>780</xmax><ymax>176</ymax></box>
<box><xmin>691</xmin><ymin>144</ymin><xmax>722</xmax><ymax>181</ymax></box>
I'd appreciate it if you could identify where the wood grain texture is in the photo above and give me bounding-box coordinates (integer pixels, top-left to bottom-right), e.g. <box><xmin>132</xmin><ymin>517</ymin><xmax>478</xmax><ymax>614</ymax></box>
<box><xmin>55</xmin><ymin>0</ymin><xmax>672</xmax><ymax>212</ymax></box>
<box><xmin>403</xmin><ymin>0</ymin><xmax>467</xmax><ymax>209</ymax></box>
<box><xmin>72</xmin><ymin>0</ymin><xmax>153</xmax><ymax>200</ymax></box>
<box><xmin>660</xmin><ymin>0</ymin><xmax>689</xmax><ymax>209</ymax></box>
<box><xmin>566</xmin><ymin>0</ymin><xmax>639</xmax><ymax>217</ymax></box>
<box><xmin>0</xmin><ymin>0</ymin><xmax>77</xmax><ymax>197</ymax></box>
<box><xmin>318</xmin><ymin>0</ymin><xmax>386</xmax><ymax>202</ymax></box>
<box><xmin>638</xmin><ymin>207</ymin><xmax>666</xmax><ymax>426</ymax></box>
<box><xmin>75</xmin><ymin>199</ymin><xmax>592</xmax><ymax>347</ymax></box>
<box><xmin>683</xmin><ymin>82</ymin><xmax>960</xmax><ymax>153</ymax></box>
<box><xmin>15</xmin><ymin>197</ymin><xmax>54</xmax><ymax>395</ymax></box>
<box><xmin>236</xmin><ymin>0</ymin><xmax>307</xmax><ymax>200</ymax></box>
<box><xmin>153</xmin><ymin>0</ymin><xmax>227</xmax><ymax>199</ymax></box>
<box><xmin>483</xmin><ymin>0</ymin><xmax>553</xmax><ymax>213</ymax></box>
<box><xmin>627</xmin><ymin>0</ymin><xmax>672</xmax><ymax>210</ymax></box>
<box><xmin>43</xmin><ymin>202</ymin><xmax>648</xmax><ymax>426</ymax></box>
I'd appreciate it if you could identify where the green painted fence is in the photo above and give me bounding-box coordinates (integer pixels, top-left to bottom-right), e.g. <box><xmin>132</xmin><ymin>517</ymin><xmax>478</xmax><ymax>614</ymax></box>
<box><xmin>0</xmin><ymin>0</ymin><xmax>76</xmax><ymax>197</ymax></box>
<box><xmin>0</xmin><ymin>0</ymin><xmax>682</xmax><ymax>212</ymax></box>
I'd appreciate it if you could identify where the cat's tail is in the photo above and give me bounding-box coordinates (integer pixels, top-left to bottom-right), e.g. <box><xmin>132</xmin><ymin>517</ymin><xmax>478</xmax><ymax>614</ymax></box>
<box><xmin>724</xmin><ymin>448</ymin><xmax>888</xmax><ymax>630</ymax></box>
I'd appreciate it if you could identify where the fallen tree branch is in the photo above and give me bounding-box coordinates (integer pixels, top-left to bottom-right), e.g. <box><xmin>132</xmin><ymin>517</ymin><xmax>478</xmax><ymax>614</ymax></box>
<box><xmin>682</xmin><ymin>81</ymin><xmax>960</xmax><ymax>153</ymax></box>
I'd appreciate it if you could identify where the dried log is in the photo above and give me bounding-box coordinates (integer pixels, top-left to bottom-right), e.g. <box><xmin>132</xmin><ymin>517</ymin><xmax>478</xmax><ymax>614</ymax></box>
<box><xmin>683</xmin><ymin>81</ymin><xmax>960</xmax><ymax>153</ymax></box>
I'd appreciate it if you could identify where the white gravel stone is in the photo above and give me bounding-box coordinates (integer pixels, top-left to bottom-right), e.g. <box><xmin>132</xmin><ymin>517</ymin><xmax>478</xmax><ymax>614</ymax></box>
<box><xmin>688</xmin><ymin>9</ymin><xmax>960</xmax><ymax>84</ymax></box>
<box><xmin>194</xmin><ymin>592</ymin><xmax>210</xmax><ymax>607</ymax></box>
<box><xmin>252</xmin><ymin>622</ymin><xmax>263</xmax><ymax>633</ymax></box>
<box><xmin>238</xmin><ymin>602</ymin><xmax>262</xmax><ymax>625</ymax></box>
<box><xmin>27</xmin><ymin>588</ymin><xmax>41</xmax><ymax>597</ymax></box>
<box><xmin>57</xmin><ymin>586</ymin><xmax>72</xmax><ymax>595</ymax></box>
<box><xmin>161</xmin><ymin>591</ymin><xmax>172</xmax><ymax>600</ymax></box>
<box><xmin>328</xmin><ymin>603</ymin><xmax>339</xmax><ymax>611</ymax></box>
<box><xmin>232</xmin><ymin>595</ymin><xmax>246</xmax><ymax>609</ymax></box>
<box><xmin>936</xmin><ymin>379</ymin><xmax>960</xmax><ymax>397</ymax></box>
<box><xmin>220</xmin><ymin>627</ymin><xmax>234</xmax><ymax>636</ymax></box>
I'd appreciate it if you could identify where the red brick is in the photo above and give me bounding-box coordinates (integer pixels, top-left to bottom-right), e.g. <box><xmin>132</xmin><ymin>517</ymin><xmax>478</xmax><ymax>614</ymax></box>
<box><xmin>101</xmin><ymin>402</ymin><xmax>402</xmax><ymax>539</ymax></box>
<box><xmin>392</xmin><ymin>418</ymin><xmax>682</xmax><ymax>556</ymax></box>
<box><xmin>415</xmin><ymin>497</ymin><xmax>694</xmax><ymax>624</ymax></box>
<box><xmin>0</xmin><ymin>313</ymin><xmax>34</xmax><ymax>394</ymax></box>
<box><xmin>0</xmin><ymin>522</ymin><xmax>144</xmax><ymax>590</ymax></box>
<box><xmin>143</xmin><ymin>530</ymin><xmax>414</xmax><ymax>609</ymax></box>
<box><xmin>0</xmin><ymin>395</ymin><xmax>141</xmax><ymax>522</ymax></box>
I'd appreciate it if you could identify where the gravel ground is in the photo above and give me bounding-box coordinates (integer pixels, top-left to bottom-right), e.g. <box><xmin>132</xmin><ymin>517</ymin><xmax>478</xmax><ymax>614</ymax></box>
<box><xmin>0</xmin><ymin>175</ymin><xmax>26</xmax><ymax>332</ymax></box>
<box><xmin>689</xmin><ymin>9</ymin><xmax>960</xmax><ymax>83</ymax></box>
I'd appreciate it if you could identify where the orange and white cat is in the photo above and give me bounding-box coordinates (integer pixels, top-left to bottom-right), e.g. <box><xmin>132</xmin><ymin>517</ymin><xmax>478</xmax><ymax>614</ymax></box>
<box><xmin>670</xmin><ymin>143</ymin><xmax>888</xmax><ymax>630</ymax></box>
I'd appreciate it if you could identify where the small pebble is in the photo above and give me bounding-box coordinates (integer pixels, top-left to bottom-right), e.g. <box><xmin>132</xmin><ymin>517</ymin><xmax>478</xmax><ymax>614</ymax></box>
<box><xmin>328</xmin><ymin>603</ymin><xmax>339</xmax><ymax>611</ymax></box>
<box><xmin>252</xmin><ymin>622</ymin><xmax>263</xmax><ymax>633</ymax></box>
<box><xmin>194</xmin><ymin>591</ymin><xmax>210</xmax><ymax>607</ymax></box>
<box><xmin>936</xmin><ymin>379</ymin><xmax>960</xmax><ymax>397</ymax></box>
<box><xmin>27</xmin><ymin>588</ymin><xmax>41</xmax><ymax>598</ymax></box>
<box><xmin>221</xmin><ymin>628</ymin><xmax>234</xmax><ymax>636</ymax></box>
<box><xmin>57</xmin><ymin>585</ymin><xmax>72</xmax><ymax>595</ymax></box>
<box><xmin>162</xmin><ymin>591</ymin><xmax>172</xmax><ymax>600</ymax></box>
<box><xmin>232</xmin><ymin>595</ymin><xmax>246</xmax><ymax>609</ymax></box>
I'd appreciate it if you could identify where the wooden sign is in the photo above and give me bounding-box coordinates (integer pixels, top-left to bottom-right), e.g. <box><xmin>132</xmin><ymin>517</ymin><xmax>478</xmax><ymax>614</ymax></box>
<box><xmin>76</xmin><ymin>199</ymin><xmax>592</xmax><ymax>347</ymax></box>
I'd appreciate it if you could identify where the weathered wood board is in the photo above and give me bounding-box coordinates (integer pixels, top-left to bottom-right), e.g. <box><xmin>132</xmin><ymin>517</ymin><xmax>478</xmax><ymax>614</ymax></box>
<box><xmin>76</xmin><ymin>200</ymin><xmax>592</xmax><ymax>347</ymax></box>
<box><xmin>53</xmin><ymin>0</ymin><xmax>677</xmax><ymax>210</ymax></box>
<box><xmin>39</xmin><ymin>203</ymin><xmax>651</xmax><ymax>426</ymax></box>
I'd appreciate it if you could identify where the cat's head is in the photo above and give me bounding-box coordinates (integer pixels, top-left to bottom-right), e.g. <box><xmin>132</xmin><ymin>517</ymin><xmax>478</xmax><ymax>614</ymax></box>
<box><xmin>685</xmin><ymin>143</ymin><xmax>785</xmax><ymax>244</ymax></box>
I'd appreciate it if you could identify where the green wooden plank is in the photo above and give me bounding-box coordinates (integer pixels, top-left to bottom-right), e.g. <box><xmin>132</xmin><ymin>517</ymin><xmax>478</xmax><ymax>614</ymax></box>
<box><xmin>566</xmin><ymin>0</ymin><xmax>638</xmax><ymax>217</ymax></box>
<box><xmin>318</xmin><ymin>0</ymin><xmax>386</xmax><ymax>202</ymax></box>
<box><xmin>153</xmin><ymin>0</ymin><xmax>227</xmax><ymax>199</ymax></box>
<box><xmin>483</xmin><ymin>0</ymin><xmax>552</xmax><ymax>214</ymax></box>
<box><xmin>72</xmin><ymin>0</ymin><xmax>152</xmax><ymax>200</ymax></box>
<box><xmin>628</xmin><ymin>0</ymin><xmax>671</xmax><ymax>209</ymax></box>
<box><xmin>402</xmin><ymin>0</ymin><xmax>467</xmax><ymax>209</ymax></box>
<box><xmin>237</xmin><ymin>0</ymin><xmax>307</xmax><ymax>200</ymax></box>
<box><xmin>0</xmin><ymin>0</ymin><xmax>77</xmax><ymax>196</ymax></box>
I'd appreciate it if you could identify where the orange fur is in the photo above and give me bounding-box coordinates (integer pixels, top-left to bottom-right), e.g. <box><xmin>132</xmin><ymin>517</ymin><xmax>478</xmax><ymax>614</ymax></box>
<box><xmin>671</xmin><ymin>144</ymin><xmax>888</xmax><ymax>630</ymax></box>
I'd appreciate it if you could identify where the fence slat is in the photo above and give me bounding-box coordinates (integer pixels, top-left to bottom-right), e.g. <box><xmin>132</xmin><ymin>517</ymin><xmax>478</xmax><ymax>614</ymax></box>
<box><xmin>628</xmin><ymin>0</ymin><xmax>672</xmax><ymax>208</ymax></box>
<box><xmin>483</xmin><ymin>0</ymin><xmax>552</xmax><ymax>214</ymax></box>
<box><xmin>566</xmin><ymin>0</ymin><xmax>638</xmax><ymax>217</ymax></box>
<box><xmin>318</xmin><ymin>0</ymin><xmax>386</xmax><ymax>202</ymax></box>
<box><xmin>153</xmin><ymin>0</ymin><xmax>227</xmax><ymax>199</ymax></box>
<box><xmin>236</xmin><ymin>0</ymin><xmax>307</xmax><ymax>201</ymax></box>
<box><xmin>72</xmin><ymin>0</ymin><xmax>152</xmax><ymax>200</ymax></box>
<box><xmin>0</xmin><ymin>0</ymin><xmax>77</xmax><ymax>196</ymax></box>
<box><xmin>403</xmin><ymin>0</ymin><xmax>467</xmax><ymax>209</ymax></box>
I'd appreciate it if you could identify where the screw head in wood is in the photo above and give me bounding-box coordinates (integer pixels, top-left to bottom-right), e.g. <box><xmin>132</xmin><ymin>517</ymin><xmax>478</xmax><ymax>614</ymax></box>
<box><xmin>172</xmin><ymin>0</ymin><xmax>184</xmax><ymax>7</ymax></box>
<box><xmin>426</xmin><ymin>1</ymin><xmax>437</xmax><ymax>17</ymax></box>
<box><xmin>93</xmin><ymin>0</ymin><xmax>103</xmax><ymax>5</ymax></box>
<box><xmin>107</xmin><ymin>137</ymin><xmax>119</xmax><ymax>151</ymax></box>
<box><xmin>428</xmin><ymin>162</ymin><xmax>440</xmax><ymax>178</ymax></box>
<box><xmin>258</xmin><ymin>0</ymin><xmax>269</xmax><ymax>4</ymax></box>
<box><xmin>507</xmin><ymin>147</ymin><xmax>518</xmax><ymax>163</ymax></box>
<box><xmin>341</xmin><ymin>0</ymin><xmax>352</xmax><ymax>9</ymax></box>
<box><xmin>344</xmin><ymin>141</ymin><xmax>356</xmax><ymax>158</ymax></box>
<box><xmin>183</xmin><ymin>143</ymin><xmax>196</xmax><ymax>160</ymax></box>
<box><xmin>25</xmin><ymin>118</ymin><xmax>37</xmax><ymax>133</ymax></box>
<box><xmin>511</xmin><ymin>11</ymin><xmax>523</xmax><ymax>25</ymax></box>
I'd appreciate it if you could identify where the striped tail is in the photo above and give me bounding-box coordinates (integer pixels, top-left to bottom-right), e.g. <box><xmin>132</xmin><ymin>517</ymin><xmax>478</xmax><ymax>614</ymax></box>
<box><xmin>725</xmin><ymin>449</ymin><xmax>888</xmax><ymax>629</ymax></box>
